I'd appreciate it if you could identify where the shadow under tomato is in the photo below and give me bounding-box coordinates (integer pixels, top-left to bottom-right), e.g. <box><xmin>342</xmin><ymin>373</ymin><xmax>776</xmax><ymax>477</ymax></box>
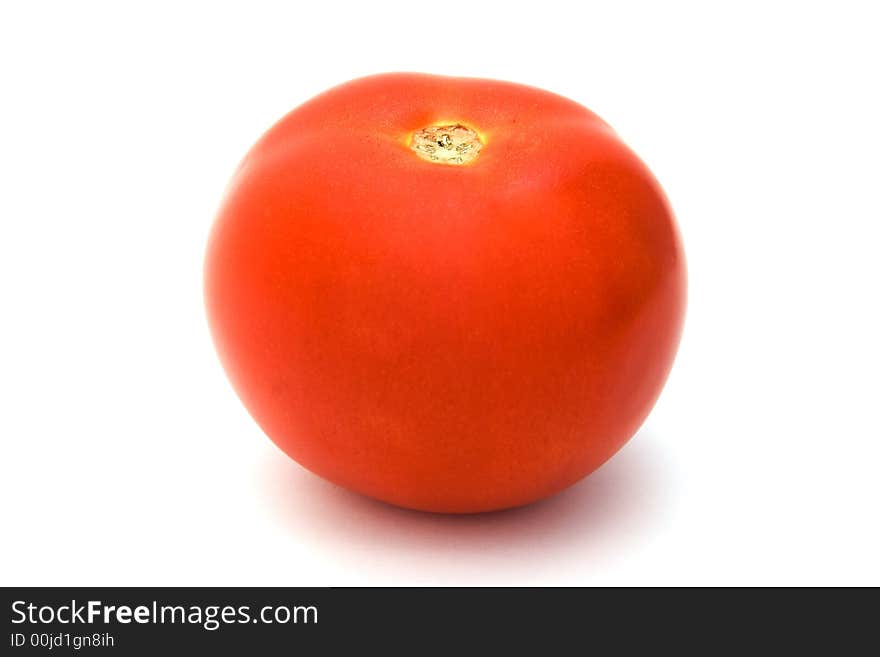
<box><xmin>259</xmin><ymin>429</ymin><xmax>672</xmax><ymax>585</ymax></box>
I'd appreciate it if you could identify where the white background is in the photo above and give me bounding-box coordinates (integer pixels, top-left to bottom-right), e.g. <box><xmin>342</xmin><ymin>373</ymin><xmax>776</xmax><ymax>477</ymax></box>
<box><xmin>2</xmin><ymin>1</ymin><xmax>878</xmax><ymax>586</ymax></box>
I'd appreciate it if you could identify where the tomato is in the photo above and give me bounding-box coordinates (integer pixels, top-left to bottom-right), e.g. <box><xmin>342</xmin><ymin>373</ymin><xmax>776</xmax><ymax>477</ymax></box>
<box><xmin>205</xmin><ymin>73</ymin><xmax>686</xmax><ymax>513</ymax></box>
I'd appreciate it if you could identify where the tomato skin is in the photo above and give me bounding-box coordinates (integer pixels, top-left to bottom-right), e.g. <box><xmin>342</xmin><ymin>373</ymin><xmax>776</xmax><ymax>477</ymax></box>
<box><xmin>205</xmin><ymin>73</ymin><xmax>686</xmax><ymax>513</ymax></box>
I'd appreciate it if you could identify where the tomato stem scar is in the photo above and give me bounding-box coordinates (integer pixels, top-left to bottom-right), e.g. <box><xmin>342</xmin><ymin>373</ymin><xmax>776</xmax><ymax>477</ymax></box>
<box><xmin>410</xmin><ymin>124</ymin><xmax>483</xmax><ymax>165</ymax></box>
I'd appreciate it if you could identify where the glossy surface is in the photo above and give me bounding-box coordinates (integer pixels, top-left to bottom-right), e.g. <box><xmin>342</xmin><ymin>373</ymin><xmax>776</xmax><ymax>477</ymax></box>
<box><xmin>205</xmin><ymin>73</ymin><xmax>686</xmax><ymax>513</ymax></box>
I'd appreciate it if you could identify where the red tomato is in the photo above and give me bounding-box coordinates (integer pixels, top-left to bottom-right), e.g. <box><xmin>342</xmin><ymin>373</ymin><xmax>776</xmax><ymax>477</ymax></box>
<box><xmin>205</xmin><ymin>73</ymin><xmax>686</xmax><ymax>513</ymax></box>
